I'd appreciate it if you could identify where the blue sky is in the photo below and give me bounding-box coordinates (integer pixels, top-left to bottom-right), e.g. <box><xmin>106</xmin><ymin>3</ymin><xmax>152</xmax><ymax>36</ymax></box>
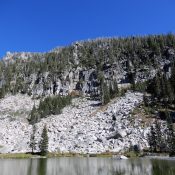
<box><xmin>0</xmin><ymin>0</ymin><xmax>175</xmax><ymax>57</ymax></box>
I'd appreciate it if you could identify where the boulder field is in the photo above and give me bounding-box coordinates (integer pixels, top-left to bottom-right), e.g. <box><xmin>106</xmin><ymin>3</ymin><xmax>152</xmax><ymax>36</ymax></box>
<box><xmin>0</xmin><ymin>91</ymin><xmax>149</xmax><ymax>154</ymax></box>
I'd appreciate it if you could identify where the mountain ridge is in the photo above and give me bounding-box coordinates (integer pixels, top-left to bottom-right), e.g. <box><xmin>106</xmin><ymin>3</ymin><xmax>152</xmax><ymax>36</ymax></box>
<box><xmin>0</xmin><ymin>34</ymin><xmax>175</xmax><ymax>154</ymax></box>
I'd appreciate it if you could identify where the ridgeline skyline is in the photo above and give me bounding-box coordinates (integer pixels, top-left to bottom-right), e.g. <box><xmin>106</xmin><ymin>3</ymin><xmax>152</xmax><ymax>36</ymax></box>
<box><xmin>0</xmin><ymin>0</ymin><xmax>175</xmax><ymax>57</ymax></box>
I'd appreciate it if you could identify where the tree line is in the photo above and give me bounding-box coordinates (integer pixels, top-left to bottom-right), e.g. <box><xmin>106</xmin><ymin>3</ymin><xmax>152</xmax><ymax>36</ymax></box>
<box><xmin>147</xmin><ymin>64</ymin><xmax>175</xmax><ymax>106</ymax></box>
<box><xmin>30</xmin><ymin>125</ymin><xmax>49</xmax><ymax>156</ymax></box>
<box><xmin>29</xmin><ymin>95</ymin><xmax>72</xmax><ymax>124</ymax></box>
<box><xmin>0</xmin><ymin>34</ymin><xmax>175</xmax><ymax>98</ymax></box>
<box><xmin>148</xmin><ymin>113</ymin><xmax>175</xmax><ymax>155</ymax></box>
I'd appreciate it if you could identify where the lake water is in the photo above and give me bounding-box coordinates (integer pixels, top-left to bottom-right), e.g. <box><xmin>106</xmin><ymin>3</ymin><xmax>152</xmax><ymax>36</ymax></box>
<box><xmin>0</xmin><ymin>157</ymin><xmax>175</xmax><ymax>175</ymax></box>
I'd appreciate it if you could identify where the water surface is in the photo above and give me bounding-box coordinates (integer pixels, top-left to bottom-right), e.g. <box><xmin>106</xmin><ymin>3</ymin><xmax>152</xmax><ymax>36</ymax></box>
<box><xmin>0</xmin><ymin>157</ymin><xmax>175</xmax><ymax>175</ymax></box>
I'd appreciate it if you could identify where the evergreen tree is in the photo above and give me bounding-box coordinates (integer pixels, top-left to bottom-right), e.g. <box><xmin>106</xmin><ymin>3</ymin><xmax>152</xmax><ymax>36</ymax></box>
<box><xmin>170</xmin><ymin>65</ymin><xmax>175</xmax><ymax>99</ymax></box>
<box><xmin>113</xmin><ymin>79</ymin><xmax>119</xmax><ymax>97</ymax></box>
<box><xmin>155</xmin><ymin>120</ymin><xmax>162</xmax><ymax>152</ymax></box>
<box><xmin>109</xmin><ymin>80</ymin><xmax>119</xmax><ymax>99</ymax></box>
<box><xmin>29</xmin><ymin>95</ymin><xmax>72</xmax><ymax>124</ymax></box>
<box><xmin>143</xmin><ymin>93</ymin><xmax>149</xmax><ymax>107</ymax></box>
<box><xmin>102</xmin><ymin>83</ymin><xmax>110</xmax><ymax>105</ymax></box>
<box><xmin>148</xmin><ymin>120</ymin><xmax>163</xmax><ymax>152</ymax></box>
<box><xmin>162</xmin><ymin>74</ymin><xmax>173</xmax><ymax>104</ymax></box>
<box><xmin>109</xmin><ymin>82</ymin><xmax>114</xmax><ymax>99</ymax></box>
<box><xmin>30</xmin><ymin>125</ymin><xmax>36</xmax><ymax>153</ymax></box>
<box><xmin>129</xmin><ymin>72</ymin><xmax>136</xmax><ymax>90</ymax></box>
<box><xmin>166</xmin><ymin>112</ymin><xmax>175</xmax><ymax>155</ymax></box>
<box><xmin>40</xmin><ymin>125</ymin><xmax>49</xmax><ymax>156</ymax></box>
<box><xmin>0</xmin><ymin>86</ymin><xmax>5</xmax><ymax>99</ymax></box>
<box><xmin>30</xmin><ymin>105</ymin><xmax>40</xmax><ymax>125</ymax></box>
<box><xmin>154</xmin><ymin>74</ymin><xmax>161</xmax><ymax>99</ymax></box>
<box><xmin>148</xmin><ymin>125</ymin><xmax>157</xmax><ymax>152</ymax></box>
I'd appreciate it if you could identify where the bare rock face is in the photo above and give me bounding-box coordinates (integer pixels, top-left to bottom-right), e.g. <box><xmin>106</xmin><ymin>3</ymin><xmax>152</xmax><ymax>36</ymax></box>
<box><xmin>0</xmin><ymin>91</ymin><xmax>150</xmax><ymax>154</ymax></box>
<box><xmin>1</xmin><ymin>40</ymin><xmax>174</xmax><ymax>99</ymax></box>
<box><xmin>2</xmin><ymin>52</ymin><xmax>43</xmax><ymax>62</ymax></box>
<box><xmin>0</xmin><ymin>94</ymin><xmax>39</xmax><ymax>119</ymax></box>
<box><xmin>0</xmin><ymin>37</ymin><xmax>174</xmax><ymax>154</ymax></box>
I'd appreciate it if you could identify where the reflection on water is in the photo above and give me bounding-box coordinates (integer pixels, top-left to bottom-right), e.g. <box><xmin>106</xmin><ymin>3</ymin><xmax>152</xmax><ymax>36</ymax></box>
<box><xmin>0</xmin><ymin>157</ymin><xmax>175</xmax><ymax>175</ymax></box>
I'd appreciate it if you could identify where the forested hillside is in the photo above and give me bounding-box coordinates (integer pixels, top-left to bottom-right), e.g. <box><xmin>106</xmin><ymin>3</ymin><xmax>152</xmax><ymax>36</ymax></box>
<box><xmin>0</xmin><ymin>34</ymin><xmax>175</xmax><ymax>154</ymax></box>
<box><xmin>0</xmin><ymin>34</ymin><xmax>175</xmax><ymax>99</ymax></box>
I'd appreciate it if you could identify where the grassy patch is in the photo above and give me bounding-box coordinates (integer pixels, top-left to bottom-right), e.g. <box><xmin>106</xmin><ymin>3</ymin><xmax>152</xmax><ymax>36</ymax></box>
<box><xmin>47</xmin><ymin>152</ymin><xmax>116</xmax><ymax>158</ymax></box>
<box><xmin>124</xmin><ymin>151</ymin><xmax>145</xmax><ymax>158</ymax></box>
<box><xmin>47</xmin><ymin>152</ymin><xmax>83</xmax><ymax>157</ymax></box>
<box><xmin>0</xmin><ymin>153</ymin><xmax>34</xmax><ymax>159</ymax></box>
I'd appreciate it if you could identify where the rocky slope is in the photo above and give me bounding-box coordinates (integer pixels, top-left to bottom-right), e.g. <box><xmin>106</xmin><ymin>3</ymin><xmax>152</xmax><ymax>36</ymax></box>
<box><xmin>0</xmin><ymin>35</ymin><xmax>175</xmax><ymax>154</ymax></box>
<box><xmin>1</xmin><ymin>35</ymin><xmax>174</xmax><ymax>98</ymax></box>
<box><xmin>0</xmin><ymin>91</ymin><xmax>150</xmax><ymax>154</ymax></box>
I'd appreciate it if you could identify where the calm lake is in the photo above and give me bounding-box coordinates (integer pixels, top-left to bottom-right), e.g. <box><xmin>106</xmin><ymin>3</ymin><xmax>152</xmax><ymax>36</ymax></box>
<box><xmin>0</xmin><ymin>157</ymin><xmax>175</xmax><ymax>175</ymax></box>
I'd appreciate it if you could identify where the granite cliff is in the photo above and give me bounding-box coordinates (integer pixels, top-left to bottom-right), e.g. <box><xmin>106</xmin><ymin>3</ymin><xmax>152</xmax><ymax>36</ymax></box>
<box><xmin>0</xmin><ymin>34</ymin><xmax>175</xmax><ymax>154</ymax></box>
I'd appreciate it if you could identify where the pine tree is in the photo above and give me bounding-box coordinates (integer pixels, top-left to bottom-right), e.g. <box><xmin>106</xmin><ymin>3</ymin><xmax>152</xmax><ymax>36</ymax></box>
<box><xmin>109</xmin><ymin>82</ymin><xmax>114</xmax><ymax>99</ymax></box>
<box><xmin>155</xmin><ymin>120</ymin><xmax>162</xmax><ymax>152</ymax></box>
<box><xmin>102</xmin><ymin>83</ymin><xmax>110</xmax><ymax>105</ymax></box>
<box><xmin>0</xmin><ymin>86</ymin><xmax>5</xmax><ymax>99</ymax></box>
<box><xmin>154</xmin><ymin>74</ymin><xmax>161</xmax><ymax>99</ymax></box>
<box><xmin>109</xmin><ymin>80</ymin><xmax>119</xmax><ymax>99</ymax></box>
<box><xmin>30</xmin><ymin>125</ymin><xmax>36</xmax><ymax>153</ymax></box>
<box><xmin>163</xmin><ymin>74</ymin><xmax>173</xmax><ymax>104</ymax></box>
<box><xmin>130</xmin><ymin>72</ymin><xmax>136</xmax><ymax>90</ymax></box>
<box><xmin>30</xmin><ymin>105</ymin><xmax>40</xmax><ymax>125</ymax></box>
<box><xmin>170</xmin><ymin>65</ymin><xmax>175</xmax><ymax>98</ymax></box>
<box><xmin>148</xmin><ymin>125</ymin><xmax>157</xmax><ymax>152</ymax></box>
<box><xmin>166</xmin><ymin>113</ymin><xmax>175</xmax><ymax>155</ymax></box>
<box><xmin>113</xmin><ymin>79</ymin><xmax>119</xmax><ymax>97</ymax></box>
<box><xmin>40</xmin><ymin>125</ymin><xmax>49</xmax><ymax>156</ymax></box>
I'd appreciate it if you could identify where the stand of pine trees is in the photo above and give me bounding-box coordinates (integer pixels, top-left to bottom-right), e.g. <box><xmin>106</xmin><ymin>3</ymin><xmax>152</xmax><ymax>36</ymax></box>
<box><xmin>29</xmin><ymin>125</ymin><xmax>49</xmax><ymax>156</ymax></box>
<box><xmin>101</xmin><ymin>81</ymin><xmax>119</xmax><ymax>105</ymax></box>
<box><xmin>147</xmin><ymin>66</ymin><xmax>175</xmax><ymax>105</ymax></box>
<box><xmin>40</xmin><ymin>125</ymin><xmax>49</xmax><ymax>156</ymax></box>
<box><xmin>1</xmin><ymin>34</ymin><xmax>175</xmax><ymax>99</ymax></box>
<box><xmin>29</xmin><ymin>95</ymin><xmax>71</xmax><ymax>124</ymax></box>
<box><xmin>148</xmin><ymin>116</ymin><xmax>175</xmax><ymax>155</ymax></box>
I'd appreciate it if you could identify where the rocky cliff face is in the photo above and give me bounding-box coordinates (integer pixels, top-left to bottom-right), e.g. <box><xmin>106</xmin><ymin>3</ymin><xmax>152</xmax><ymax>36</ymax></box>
<box><xmin>1</xmin><ymin>36</ymin><xmax>174</xmax><ymax>98</ymax></box>
<box><xmin>0</xmin><ymin>35</ymin><xmax>175</xmax><ymax>153</ymax></box>
<box><xmin>0</xmin><ymin>91</ymin><xmax>149</xmax><ymax>154</ymax></box>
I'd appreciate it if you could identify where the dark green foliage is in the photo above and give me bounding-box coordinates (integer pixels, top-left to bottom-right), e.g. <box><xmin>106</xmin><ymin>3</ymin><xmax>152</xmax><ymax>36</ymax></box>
<box><xmin>109</xmin><ymin>80</ymin><xmax>119</xmax><ymax>99</ymax></box>
<box><xmin>30</xmin><ymin>105</ymin><xmax>40</xmax><ymax>124</ymax></box>
<box><xmin>143</xmin><ymin>94</ymin><xmax>149</xmax><ymax>107</ymax></box>
<box><xmin>148</xmin><ymin>125</ymin><xmax>157</xmax><ymax>152</ymax></box>
<box><xmin>149</xmin><ymin>74</ymin><xmax>161</xmax><ymax>99</ymax></box>
<box><xmin>101</xmin><ymin>80</ymin><xmax>120</xmax><ymax>105</ymax></box>
<box><xmin>128</xmin><ymin>72</ymin><xmax>136</xmax><ymax>90</ymax></box>
<box><xmin>40</xmin><ymin>125</ymin><xmax>48</xmax><ymax>156</ymax></box>
<box><xmin>148</xmin><ymin>119</ymin><xmax>164</xmax><ymax>153</ymax></box>
<box><xmin>29</xmin><ymin>95</ymin><xmax>72</xmax><ymax>124</ymax></box>
<box><xmin>148</xmin><ymin>116</ymin><xmax>175</xmax><ymax>154</ymax></box>
<box><xmin>0</xmin><ymin>34</ymin><xmax>175</xmax><ymax>98</ymax></box>
<box><xmin>147</xmin><ymin>71</ymin><xmax>175</xmax><ymax>105</ymax></box>
<box><xmin>134</xmin><ymin>81</ymin><xmax>148</xmax><ymax>92</ymax></box>
<box><xmin>38</xmin><ymin>95</ymin><xmax>72</xmax><ymax>116</ymax></box>
<box><xmin>30</xmin><ymin>125</ymin><xmax>36</xmax><ymax>153</ymax></box>
<box><xmin>102</xmin><ymin>83</ymin><xmax>110</xmax><ymax>105</ymax></box>
<box><xmin>166</xmin><ymin>112</ymin><xmax>175</xmax><ymax>155</ymax></box>
<box><xmin>0</xmin><ymin>86</ymin><xmax>5</xmax><ymax>99</ymax></box>
<box><xmin>170</xmin><ymin>64</ymin><xmax>175</xmax><ymax>96</ymax></box>
<box><xmin>155</xmin><ymin>120</ymin><xmax>163</xmax><ymax>152</ymax></box>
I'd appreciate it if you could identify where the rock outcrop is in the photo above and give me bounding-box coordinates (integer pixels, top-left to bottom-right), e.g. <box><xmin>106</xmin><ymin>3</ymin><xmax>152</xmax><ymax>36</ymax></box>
<box><xmin>0</xmin><ymin>91</ymin><xmax>149</xmax><ymax>154</ymax></box>
<box><xmin>0</xmin><ymin>35</ymin><xmax>174</xmax><ymax>154</ymax></box>
<box><xmin>1</xmin><ymin>36</ymin><xmax>174</xmax><ymax>98</ymax></box>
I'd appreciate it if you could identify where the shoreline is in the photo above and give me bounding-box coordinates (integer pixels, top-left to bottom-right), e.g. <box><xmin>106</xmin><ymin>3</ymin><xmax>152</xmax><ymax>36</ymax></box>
<box><xmin>0</xmin><ymin>151</ymin><xmax>173</xmax><ymax>159</ymax></box>
<box><xmin>0</xmin><ymin>152</ymin><xmax>118</xmax><ymax>159</ymax></box>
